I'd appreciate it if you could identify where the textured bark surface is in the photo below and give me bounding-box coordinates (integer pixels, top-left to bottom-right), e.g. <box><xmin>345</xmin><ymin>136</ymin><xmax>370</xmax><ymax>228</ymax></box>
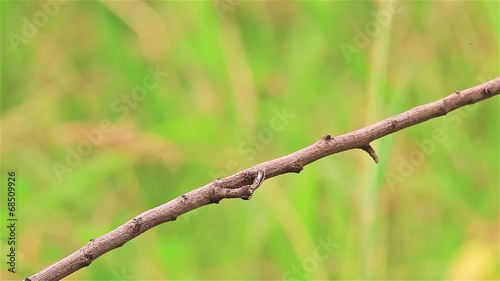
<box><xmin>26</xmin><ymin>77</ymin><xmax>500</xmax><ymax>281</ymax></box>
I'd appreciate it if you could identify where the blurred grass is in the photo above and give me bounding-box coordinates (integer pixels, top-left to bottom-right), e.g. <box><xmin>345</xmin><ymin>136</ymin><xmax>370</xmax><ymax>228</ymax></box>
<box><xmin>1</xmin><ymin>1</ymin><xmax>499</xmax><ymax>280</ymax></box>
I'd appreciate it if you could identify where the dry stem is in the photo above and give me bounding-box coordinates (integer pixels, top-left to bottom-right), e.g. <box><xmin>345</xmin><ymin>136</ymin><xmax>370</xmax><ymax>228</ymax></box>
<box><xmin>26</xmin><ymin>77</ymin><xmax>500</xmax><ymax>281</ymax></box>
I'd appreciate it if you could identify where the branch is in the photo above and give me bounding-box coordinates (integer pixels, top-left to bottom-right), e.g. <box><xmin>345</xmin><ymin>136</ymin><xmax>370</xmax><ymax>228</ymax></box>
<box><xmin>26</xmin><ymin>77</ymin><xmax>500</xmax><ymax>281</ymax></box>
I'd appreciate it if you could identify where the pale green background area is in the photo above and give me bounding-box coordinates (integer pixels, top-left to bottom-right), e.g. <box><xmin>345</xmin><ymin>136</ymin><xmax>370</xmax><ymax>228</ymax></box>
<box><xmin>1</xmin><ymin>1</ymin><xmax>499</xmax><ymax>280</ymax></box>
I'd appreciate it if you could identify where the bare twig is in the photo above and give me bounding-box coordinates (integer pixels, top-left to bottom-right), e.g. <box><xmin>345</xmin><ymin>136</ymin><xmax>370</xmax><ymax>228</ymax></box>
<box><xmin>26</xmin><ymin>77</ymin><xmax>500</xmax><ymax>281</ymax></box>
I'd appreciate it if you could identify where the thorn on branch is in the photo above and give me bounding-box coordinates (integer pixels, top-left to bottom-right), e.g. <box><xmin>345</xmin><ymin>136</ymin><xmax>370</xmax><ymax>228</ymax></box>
<box><xmin>361</xmin><ymin>145</ymin><xmax>379</xmax><ymax>164</ymax></box>
<box><xmin>321</xmin><ymin>134</ymin><xmax>332</xmax><ymax>141</ymax></box>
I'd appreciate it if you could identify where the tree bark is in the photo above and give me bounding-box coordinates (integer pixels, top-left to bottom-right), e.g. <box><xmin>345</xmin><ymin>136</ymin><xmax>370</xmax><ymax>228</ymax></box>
<box><xmin>26</xmin><ymin>77</ymin><xmax>500</xmax><ymax>281</ymax></box>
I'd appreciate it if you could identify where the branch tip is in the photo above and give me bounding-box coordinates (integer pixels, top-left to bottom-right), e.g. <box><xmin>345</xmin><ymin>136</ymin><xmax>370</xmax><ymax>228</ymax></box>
<box><xmin>361</xmin><ymin>145</ymin><xmax>379</xmax><ymax>164</ymax></box>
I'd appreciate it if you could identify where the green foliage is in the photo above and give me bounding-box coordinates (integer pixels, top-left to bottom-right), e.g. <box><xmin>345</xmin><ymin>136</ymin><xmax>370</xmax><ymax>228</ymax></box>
<box><xmin>1</xmin><ymin>1</ymin><xmax>498</xmax><ymax>280</ymax></box>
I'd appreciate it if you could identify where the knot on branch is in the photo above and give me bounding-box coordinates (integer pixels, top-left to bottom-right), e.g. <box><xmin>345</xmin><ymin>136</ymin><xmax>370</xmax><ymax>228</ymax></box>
<box><xmin>390</xmin><ymin>120</ymin><xmax>397</xmax><ymax>129</ymax></box>
<box><xmin>210</xmin><ymin>178</ymin><xmax>223</xmax><ymax>204</ymax></box>
<box><xmin>241</xmin><ymin>169</ymin><xmax>266</xmax><ymax>200</ymax></box>
<box><xmin>83</xmin><ymin>252</ymin><xmax>93</xmax><ymax>267</ymax></box>
<box><xmin>289</xmin><ymin>164</ymin><xmax>303</xmax><ymax>173</ymax></box>
<box><xmin>440</xmin><ymin>97</ymin><xmax>456</xmax><ymax>116</ymax></box>
<box><xmin>129</xmin><ymin>217</ymin><xmax>143</xmax><ymax>236</ymax></box>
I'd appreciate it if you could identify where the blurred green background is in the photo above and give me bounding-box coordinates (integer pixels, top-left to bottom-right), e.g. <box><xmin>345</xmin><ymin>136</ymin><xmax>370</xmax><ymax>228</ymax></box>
<box><xmin>1</xmin><ymin>0</ymin><xmax>499</xmax><ymax>280</ymax></box>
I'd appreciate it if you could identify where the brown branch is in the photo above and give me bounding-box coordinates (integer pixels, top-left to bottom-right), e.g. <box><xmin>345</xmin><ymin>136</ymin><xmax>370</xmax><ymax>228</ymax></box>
<box><xmin>26</xmin><ymin>77</ymin><xmax>500</xmax><ymax>281</ymax></box>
